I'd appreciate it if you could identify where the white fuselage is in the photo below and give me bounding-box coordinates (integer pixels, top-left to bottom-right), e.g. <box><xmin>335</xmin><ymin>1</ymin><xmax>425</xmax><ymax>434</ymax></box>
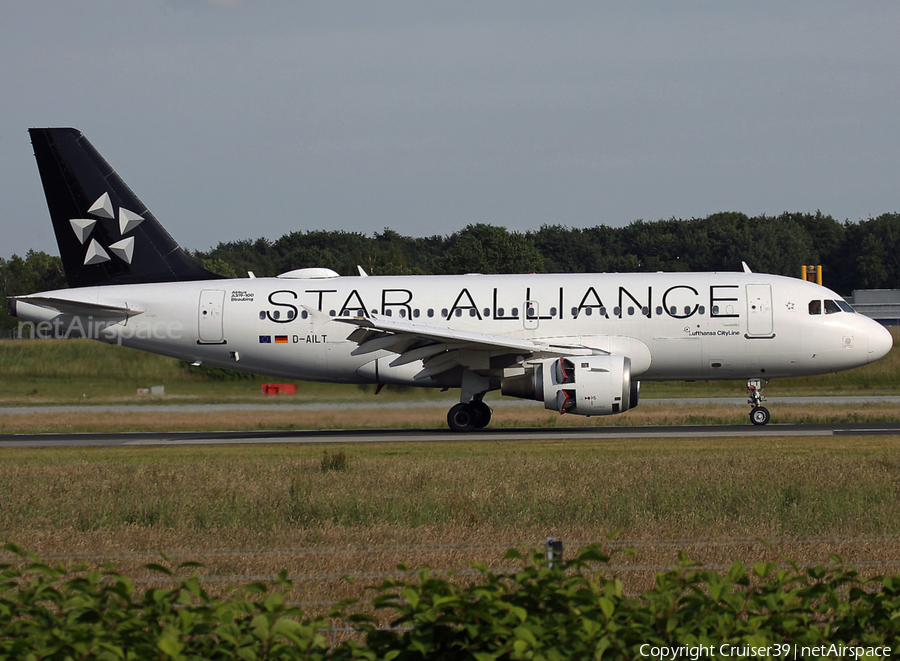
<box><xmin>15</xmin><ymin>271</ymin><xmax>893</xmax><ymax>388</ymax></box>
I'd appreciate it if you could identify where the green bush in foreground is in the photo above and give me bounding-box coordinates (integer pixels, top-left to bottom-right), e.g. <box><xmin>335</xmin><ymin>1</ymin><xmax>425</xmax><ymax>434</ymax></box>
<box><xmin>1</xmin><ymin>543</ymin><xmax>898</xmax><ymax>660</ymax></box>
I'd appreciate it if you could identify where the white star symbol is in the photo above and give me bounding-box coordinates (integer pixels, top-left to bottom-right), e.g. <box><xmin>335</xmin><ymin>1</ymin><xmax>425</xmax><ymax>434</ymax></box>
<box><xmin>69</xmin><ymin>193</ymin><xmax>144</xmax><ymax>265</ymax></box>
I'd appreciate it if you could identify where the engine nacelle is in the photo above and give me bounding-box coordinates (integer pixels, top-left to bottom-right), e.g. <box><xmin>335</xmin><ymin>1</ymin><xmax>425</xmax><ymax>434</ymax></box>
<box><xmin>501</xmin><ymin>355</ymin><xmax>639</xmax><ymax>416</ymax></box>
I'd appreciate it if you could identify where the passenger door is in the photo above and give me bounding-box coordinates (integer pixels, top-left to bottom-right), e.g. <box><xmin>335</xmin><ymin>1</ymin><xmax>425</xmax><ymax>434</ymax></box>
<box><xmin>746</xmin><ymin>284</ymin><xmax>773</xmax><ymax>337</ymax></box>
<box><xmin>198</xmin><ymin>289</ymin><xmax>226</xmax><ymax>344</ymax></box>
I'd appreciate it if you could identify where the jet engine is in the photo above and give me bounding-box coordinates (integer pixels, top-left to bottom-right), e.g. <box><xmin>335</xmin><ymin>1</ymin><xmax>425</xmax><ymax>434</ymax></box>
<box><xmin>501</xmin><ymin>355</ymin><xmax>639</xmax><ymax>416</ymax></box>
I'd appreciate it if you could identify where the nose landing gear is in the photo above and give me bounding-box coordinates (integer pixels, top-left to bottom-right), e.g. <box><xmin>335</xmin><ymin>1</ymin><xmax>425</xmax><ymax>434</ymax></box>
<box><xmin>747</xmin><ymin>378</ymin><xmax>770</xmax><ymax>426</ymax></box>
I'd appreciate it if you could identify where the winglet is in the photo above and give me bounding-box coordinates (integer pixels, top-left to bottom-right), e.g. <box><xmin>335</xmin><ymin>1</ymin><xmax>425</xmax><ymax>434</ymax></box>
<box><xmin>300</xmin><ymin>305</ymin><xmax>335</xmax><ymax>332</ymax></box>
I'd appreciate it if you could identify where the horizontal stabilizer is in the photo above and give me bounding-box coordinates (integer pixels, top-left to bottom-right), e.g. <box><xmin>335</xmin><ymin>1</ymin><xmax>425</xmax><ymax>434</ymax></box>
<box><xmin>12</xmin><ymin>295</ymin><xmax>143</xmax><ymax>318</ymax></box>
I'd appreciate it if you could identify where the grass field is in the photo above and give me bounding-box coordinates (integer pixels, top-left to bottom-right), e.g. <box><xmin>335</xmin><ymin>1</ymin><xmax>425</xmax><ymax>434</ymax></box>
<box><xmin>1</xmin><ymin>401</ymin><xmax>899</xmax><ymax>433</ymax></box>
<box><xmin>1</xmin><ymin>334</ymin><xmax>898</xmax><ymax>611</ymax></box>
<box><xmin>0</xmin><ymin>329</ymin><xmax>897</xmax><ymax>406</ymax></box>
<box><xmin>3</xmin><ymin>437</ymin><xmax>900</xmax><ymax>610</ymax></box>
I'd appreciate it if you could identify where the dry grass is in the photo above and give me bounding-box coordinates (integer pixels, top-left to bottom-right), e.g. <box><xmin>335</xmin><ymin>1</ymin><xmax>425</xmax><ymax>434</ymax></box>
<box><xmin>0</xmin><ymin>401</ymin><xmax>897</xmax><ymax>433</ymax></box>
<box><xmin>2</xmin><ymin>437</ymin><xmax>900</xmax><ymax>611</ymax></box>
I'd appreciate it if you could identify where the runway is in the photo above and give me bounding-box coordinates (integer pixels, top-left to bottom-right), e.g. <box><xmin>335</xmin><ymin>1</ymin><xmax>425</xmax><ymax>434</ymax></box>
<box><xmin>1</xmin><ymin>395</ymin><xmax>898</xmax><ymax>416</ymax></box>
<box><xmin>2</xmin><ymin>422</ymin><xmax>899</xmax><ymax>448</ymax></box>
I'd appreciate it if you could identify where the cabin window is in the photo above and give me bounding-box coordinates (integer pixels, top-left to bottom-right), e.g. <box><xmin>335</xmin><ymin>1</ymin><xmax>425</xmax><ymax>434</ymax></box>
<box><xmin>301</xmin><ymin>310</ymin><xmax>309</xmax><ymax>319</ymax></box>
<box><xmin>550</xmin><ymin>307</ymin><xmax>557</xmax><ymax>316</ymax></box>
<box><xmin>483</xmin><ymin>308</ymin><xmax>491</xmax><ymax>317</ymax></box>
<box><xmin>600</xmin><ymin>307</ymin><xmax>607</xmax><ymax>317</ymax></box>
<box><xmin>413</xmin><ymin>309</ymin><xmax>420</xmax><ymax>318</ymax></box>
<box><xmin>571</xmin><ymin>307</ymin><xmax>579</xmax><ymax>317</ymax></box>
<box><xmin>656</xmin><ymin>306</ymin><xmax>663</xmax><ymax>316</ymax></box>
<box><xmin>684</xmin><ymin>306</ymin><xmax>692</xmax><ymax>315</ymax></box>
<box><xmin>808</xmin><ymin>300</ymin><xmax>822</xmax><ymax>315</ymax></box>
<box><xmin>259</xmin><ymin>311</ymin><xmax>266</xmax><ymax>320</ymax></box>
<box><xmin>585</xmin><ymin>308</ymin><xmax>592</xmax><ymax>316</ymax></box>
<box><xmin>698</xmin><ymin>306</ymin><xmax>705</xmax><ymax>315</ymax></box>
<box><xmin>669</xmin><ymin>306</ymin><xmax>677</xmax><ymax>315</ymax></box>
<box><xmin>328</xmin><ymin>309</ymin><xmax>335</xmax><ymax>316</ymax></box>
<box><xmin>627</xmin><ymin>307</ymin><xmax>635</xmax><ymax>316</ymax></box>
<box><xmin>454</xmin><ymin>309</ymin><xmax>461</xmax><ymax>317</ymax></box>
<box><xmin>441</xmin><ymin>308</ymin><xmax>448</xmax><ymax>318</ymax></box>
<box><xmin>642</xmin><ymin>306</ymin><xmax>649</xmax><ymax>317</ymax></box>
<box><xmin>469</xmin><ymin>309</ymin><xmax>477</xmax><ymax>317</ymax></box>
<box><xmin>825</xmin><ymin>300</ymin><xmax>841</xmax><ymax>315</ymax></box>
<box><xmin>498</xmin><ymin>307</ymin><xmax>506</xmax><ymax>316</ymax></box>
<box><xmin>511</xmin><ymin>307</ymin><xmax>519</xmax><ymax>316</ymax></box>
<box><xmin>427</xmin><ymin>309</ymin><xmax>434</xmax><ymax>318</ymax></box>
<box><xmin>712</xmin><ymin>305</ymin><xmax>719</xmax><ymax>315</ymax></box>
<box><xmin>384</xmin><ymin>309</ymin><xmax>392</xmax><ymax>317</ymax></box>
<box><xmin>613</xmin><ymin>307</ymin><xmax>621</xmax><ymax>316</ymax></box>
<box><xmin>272</xmin><ymin>310</ymin><xmax>280</xmax><ymax>320</ymax></box>
<box><xmin>527</xmin><ymin>307</ymin><xmax>536</xmax><ymax>318</ymax></box>
<box><xmin>399</xmin><ymin>309</ymin><xmax>407</xmax><ymax>318</ymax></box>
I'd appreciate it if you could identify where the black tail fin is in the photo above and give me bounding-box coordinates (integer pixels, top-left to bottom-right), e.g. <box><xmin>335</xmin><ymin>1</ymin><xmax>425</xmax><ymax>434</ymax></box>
<box><xmin>29</xmin><ymin>128</ymin><xmax>221</xmax><ymax>288</ymax></box>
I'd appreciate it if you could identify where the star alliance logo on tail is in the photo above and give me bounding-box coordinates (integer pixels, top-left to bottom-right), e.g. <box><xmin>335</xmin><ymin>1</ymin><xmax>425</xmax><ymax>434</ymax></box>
<box><xmin>68</xmin><ymin>192</ymin><xmax>144</xmax><ymax>266</ymax></box>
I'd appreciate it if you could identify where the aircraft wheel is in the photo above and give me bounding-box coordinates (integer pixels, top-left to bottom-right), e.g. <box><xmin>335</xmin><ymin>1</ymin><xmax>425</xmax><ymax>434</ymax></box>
<box><xmin>750</xmin><ymin>406</ymin><xmax>770</xmax><ymax>426</ymax></box>
<box><xmin>471</xmin><ymin>401</ymin><xmax>492</xmax><ymax>429</ymax></box>
<box><xmin>447</xmin><ymin>403</ymin><xmax>476</xmax><ymax>432</ymax></box>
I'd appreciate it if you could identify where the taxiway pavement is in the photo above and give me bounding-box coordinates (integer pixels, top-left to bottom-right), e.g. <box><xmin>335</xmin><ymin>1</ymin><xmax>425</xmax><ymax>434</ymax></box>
<box><xmin>1</xmin><ymin>395</ymin><xmax>898</xmax><ymax>416</ymax></box>
<box><xmin>2</xmin><ymin>423</ymin><xmax>899</xmax><ymax>448</ymax></box>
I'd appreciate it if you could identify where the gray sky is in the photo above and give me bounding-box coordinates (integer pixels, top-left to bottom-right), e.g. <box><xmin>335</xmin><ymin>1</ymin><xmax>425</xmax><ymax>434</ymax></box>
<box><xmin>2</xmin><ymin>1</ymin><xmax>898</xmax><ymax>259</ymax></box>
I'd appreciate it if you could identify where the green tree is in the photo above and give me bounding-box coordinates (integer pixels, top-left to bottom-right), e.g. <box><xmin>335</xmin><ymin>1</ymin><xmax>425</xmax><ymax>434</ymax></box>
<box><xmin>840</xmin><ymin>213</ymin><xmax>900</xmax><ymax>290</ymax></box>
<box><xmin>439</xmin><ymin>224</ymin><xmax>545</xmax><ymax>274</ymax></box>
<box><xmin>194</xmin><ymin>255</ymin><xmax>240</xmax><ymax>278</ymax></box>
<box><xmin>0</xmin><ymin>250</ymin><xmax>67</xmax><ymax>333</ymax></box>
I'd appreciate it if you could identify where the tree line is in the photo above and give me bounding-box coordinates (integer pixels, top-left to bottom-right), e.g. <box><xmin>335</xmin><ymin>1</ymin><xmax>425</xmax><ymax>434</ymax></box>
<box><xmin>2</xmin><ymin>211</ymin><xmax>899</xmax><ymax>332</ymax></box>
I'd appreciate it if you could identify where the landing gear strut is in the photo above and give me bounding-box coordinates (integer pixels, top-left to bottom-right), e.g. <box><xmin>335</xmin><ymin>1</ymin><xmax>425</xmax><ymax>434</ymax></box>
<box><xmin>448</xmin><ymin>372</ymin><xmax>494</xmax><ymax>432</ymax></box>
<box><xmin>447</xmin><ymin>396</ymin><xmax>492</xmax><ymax>432</ymax></box>
<box><xmin>747</xmin><ymin>378</ymin><xmax>770</xmax><ymax>426</ymax></box>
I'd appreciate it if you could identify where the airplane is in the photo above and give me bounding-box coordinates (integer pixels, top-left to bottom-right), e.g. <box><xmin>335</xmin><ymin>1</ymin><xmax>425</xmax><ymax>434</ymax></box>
<box><xmin>9</xmin><ymin>128</ymin><xmax>894</xmax><ymax>431</ymax></box>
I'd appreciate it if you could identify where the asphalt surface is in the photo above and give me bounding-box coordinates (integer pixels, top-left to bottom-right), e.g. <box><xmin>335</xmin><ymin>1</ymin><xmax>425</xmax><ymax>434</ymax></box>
<box><xmin>2</xmin><ymin>396</ymin><xmax>897</xmax><ymax>447</ymax></box>
<box><xmin>0</xmin><ymin>395</ymin><xmax>898</xmax><ymax>416</ymax></box>
<box><xmin>1</xmin><ymin>423</ymin><xmax>899</xmax><ymax>448</ymax></box>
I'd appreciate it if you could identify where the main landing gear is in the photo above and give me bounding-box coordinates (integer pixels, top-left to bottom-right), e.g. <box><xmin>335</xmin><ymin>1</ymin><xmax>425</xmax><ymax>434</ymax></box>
<box><xmin>447</xmin><ymin>396</ymin><xmax>492</xmax><ymax>432</ymax></box>
<box><xmin>448</xmin><ymin>371</ymin><xmax>494</xmax><ymax>432</ymax></box>
<box><xmin>747</xmin><ymin>378</ymin><xmax>770</xmax><ymax>426</ymax></box>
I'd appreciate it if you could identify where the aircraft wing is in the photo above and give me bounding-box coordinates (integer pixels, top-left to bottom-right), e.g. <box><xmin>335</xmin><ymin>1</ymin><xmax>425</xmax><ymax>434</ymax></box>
<box><xmin>334</xmin><ymin>313</ymin><xmax>597</xmax><ymax>379</ymax></box>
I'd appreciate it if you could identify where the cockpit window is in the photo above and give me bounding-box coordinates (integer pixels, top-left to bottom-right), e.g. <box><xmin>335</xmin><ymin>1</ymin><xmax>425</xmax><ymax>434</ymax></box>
<box><xmin>810</xmin><ymin>299</ymin><xmax>854</xmax><ymax>315</ymax></box>
<box><xmin>837</xmin><ymin>300</ymin><xmax>856</xmax><ymax>313</ymax></box>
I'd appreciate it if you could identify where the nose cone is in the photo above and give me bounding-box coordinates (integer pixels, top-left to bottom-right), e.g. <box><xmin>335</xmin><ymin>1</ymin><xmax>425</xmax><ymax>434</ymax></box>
<box><xmin>868</xmin><ymin>322</ymin><xmax>894</xmax><ymax>364</ymax></box>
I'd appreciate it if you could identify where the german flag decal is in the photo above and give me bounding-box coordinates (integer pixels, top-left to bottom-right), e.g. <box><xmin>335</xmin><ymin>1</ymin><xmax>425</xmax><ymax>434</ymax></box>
<box><xmin>274</xmin><ymin>335</ymin><xmax>289</xmax><ymax>344</ymax></box>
